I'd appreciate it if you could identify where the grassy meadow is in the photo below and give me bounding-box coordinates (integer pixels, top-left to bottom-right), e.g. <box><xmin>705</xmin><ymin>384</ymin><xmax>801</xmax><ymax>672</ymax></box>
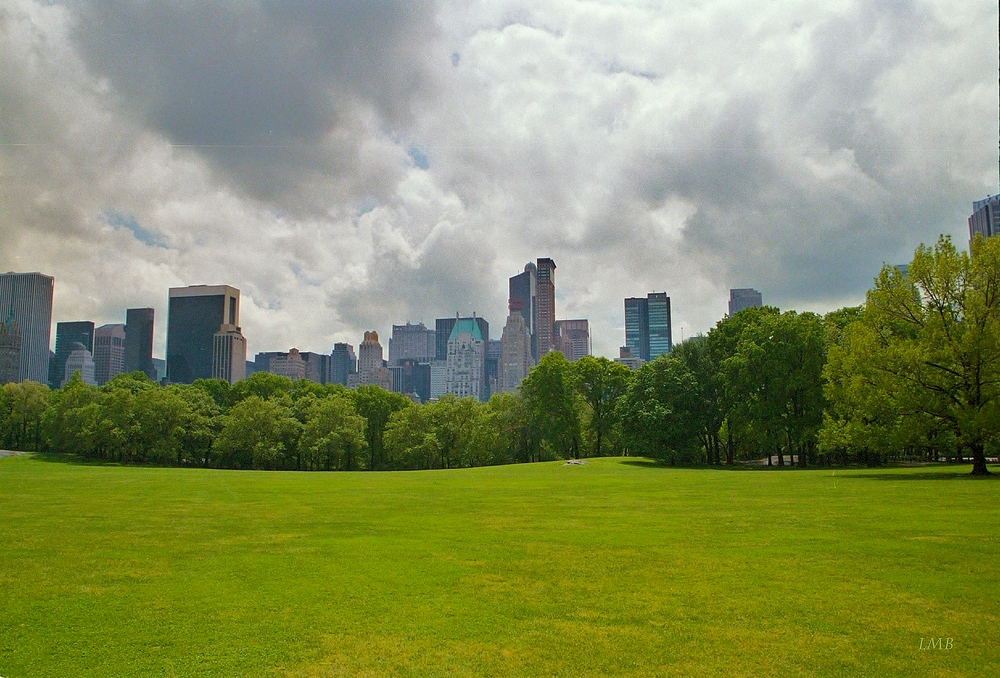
<box><xmin>0</xmin><ymin>454</ymin><xmax>997</xmax><ymax>677</ymax></box>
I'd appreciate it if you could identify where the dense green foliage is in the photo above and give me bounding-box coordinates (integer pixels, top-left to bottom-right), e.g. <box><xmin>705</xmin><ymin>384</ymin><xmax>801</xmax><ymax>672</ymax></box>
<box><xmin>1</xmin><ymin>455</ymin><xmax>996</xmax><ymax>676</ymax></box>
<box><xmin>2</xmin><ymin>236</ymin><xmax>997</xmax><ymax>473</ymax></box>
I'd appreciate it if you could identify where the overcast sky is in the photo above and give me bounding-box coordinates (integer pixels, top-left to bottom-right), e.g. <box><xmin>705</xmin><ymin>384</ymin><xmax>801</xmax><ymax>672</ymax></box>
<box><xmin>1</xmin><ymin>0</ymin><xmax>996</xmax><ymax>359</ymax></box>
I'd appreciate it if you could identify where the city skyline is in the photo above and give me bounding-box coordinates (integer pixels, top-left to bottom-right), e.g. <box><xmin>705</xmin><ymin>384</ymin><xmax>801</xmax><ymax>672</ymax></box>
<box><xmin>2</xmin><ymin>3</ymin><xmax>993</xmax><ymax>362</ymax></box>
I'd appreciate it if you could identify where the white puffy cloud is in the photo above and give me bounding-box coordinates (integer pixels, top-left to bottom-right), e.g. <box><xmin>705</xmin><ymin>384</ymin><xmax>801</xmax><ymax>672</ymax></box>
<box><xmin>0</xmin><ymin>0</ymin><xmax>995</xmax><ymax>358</ymax></box>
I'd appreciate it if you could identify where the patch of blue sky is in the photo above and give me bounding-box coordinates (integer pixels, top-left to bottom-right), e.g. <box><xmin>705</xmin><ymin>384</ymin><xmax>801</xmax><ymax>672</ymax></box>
<box><xmin>100</xmin><ymin>208</ymin><xmax>168</xmax><ymax>248</ymax></box>
<box><xmin>407</xmin><ymin>145</ymin><xmax>429</xmax><ymax>170</ymax></box>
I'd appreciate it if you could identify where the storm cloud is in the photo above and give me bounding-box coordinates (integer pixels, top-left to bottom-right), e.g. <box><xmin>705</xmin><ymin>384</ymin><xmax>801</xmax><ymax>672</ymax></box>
<box><xmin>0</xmin><ymin>0</ymin><xmax>995</xmax><ymax>358</ymax></box>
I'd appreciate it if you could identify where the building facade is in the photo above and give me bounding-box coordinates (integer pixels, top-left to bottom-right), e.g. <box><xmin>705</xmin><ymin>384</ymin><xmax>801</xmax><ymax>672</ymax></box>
<box><xmin>211</xmin><ymin>324</ymin><xmax>247</xmax><ymax>384</ymax></box>
<box><xmin>348</xmin><ymin>331</ymin><xmax>392</xmax><ymax>391</ymax></box>
<box><xmin>167</xmin><ymin>285</ymin><xmax>241</xmax><ymax>384</ymax></box>
<box><xmin>329</xmin><ymin>343</ymin><xmax>357</xmax><ymax>386</ymax></box>
<box><xmin>728</xmin><ymin>288</ymin><xmax>763</xmax><ymax>317</ymax></box>
<box><xmin>0</xmin><ymin>313</ymin><xmax>21</xmax><ymax>384</ymax></box>
<box><xmin>624</xmin><ymin>293</ymin><xmax>672</xmax><ymax>361</ymax></box>
<box><xmin>124</xmin><ymin>307</ymin><xmax>156</xmax><ymax>381</ymax></box>
<box><xmin>498</xmin><ymin>310</ymin><xmax>533</xmax><ymax>393</ymax></box>
<box><xmin>535</xmin><ymin>258</ymin><xmax>556</xmax><ymax>358</ymax></box>
<box><xmin>94</xmin><ymin>323</ymin><xmax>126</xmax><ymax>385</ymax></box>
<box><xmin>554</xmin><ymin>319</ymin><xmax>591</xmax><ymax>361</ymax></box>
<box><xmin>508</xmin><ymin>262</ymin><xmax>537</xmax><ymax>359</ymax></box>
<box><xmin>268</xmin><ymin>348</ymin><xmax>307</xmax><ymax>381</ymax></box>
<box><xmin>969</xmin><ymin>195</ymin><xmax>1000</xmax><ymax>241</ymax></box>
<box><xmin>445</xmin><ymin>317</ymin><xmax>486</xmax><ymax>401</ymax></box>
<box><xmin>52</xmin><ymin>321</ymin><xmax>95</xmax><ymax>388</ymax></box>
<box><xmin>388</xmin><ymin>322</ymin><xmax>436</xmax><ymax>365</ymax></box>
<box><xmin>64</xmin><ymin>343</ymin><xmax>97</xmax><ymax>386</ymax></box>
<box><xmin>0</xmin><ymin>272</ymin><xmax>53</xmax><ymax>384</ymax></box>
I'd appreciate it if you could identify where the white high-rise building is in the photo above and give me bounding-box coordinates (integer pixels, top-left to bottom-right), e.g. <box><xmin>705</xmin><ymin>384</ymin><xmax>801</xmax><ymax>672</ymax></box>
<box><xmin>212</xmin><ymin>324</ymin><xmax>247</xmax><ymax>384</ymax></box>
<box><xmin>63</xmin><ymin>344</ymin><xmax>97</xmax><ymax>386</ymax></box>
<box><xmin>498</xmin><ymin>310</ymin><xmax>534</xmax><ymax>392</ymax></box>
<box><xmin>445</xmin><ymin>316</ymin><xmax>486</xmax><ymax>401</ymax></box>
<box><xmin>94</xmin><ymin>323</ymin><xmax>126</xmax><ymax>385</ymax></box>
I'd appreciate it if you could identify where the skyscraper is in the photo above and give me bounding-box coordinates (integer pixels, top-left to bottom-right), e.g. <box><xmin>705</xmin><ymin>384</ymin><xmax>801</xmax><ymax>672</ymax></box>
<box><xmin>388</xmin><ymin>322</ymin><xmax>436</xmax><ymax>365</ymax></box>
<box><xmin>212</xmin><ymin>324</ymin><xmax>247</xmax><ymax>384</ymax></box>
<box><xmin>624</xmin><ymin>293</ymin><xmax>672</xmax><ymax>361</ymax></box>
<box><xmin>554</xmin><ymin>319</ymin><xmax>591</xmax><ymax>361</ymax></box>
<box><xmin>124</xmin><ymin>307</ymin><xmax>156</xmax><ymax>381</ymax></box>
<box><xmin>93</xmin><ymin>323</ymin><xmax>126</xmax><ymax>385</ymax></box>
<box><xmin>0</xmin><ymin>272</ymin><xmax>54</xmax><ymax>384</ymax></box>
<box><xmin>647</xmin><ymin>293</ymin><xmax>672</xmax><ymax>358</ymax></box>
<box><xmin>728</xmin><ymin>288</ymin><xmax>763</xmax><ymax>317</ymax></box>
<box><xmin>508</xmin><ymin>262</ymin><xmax>537</xmax><ymax>359</ymax></box>
<box><xmin>498</xmin><ymin>310</ymin><xmax>533</xmax><ymax>393</ymax></box>
<box><xmin>624</xmin><ymin>297</ymin><xmax>650</xmax><ymax>361</ymax></box>
<box><xmin>536</xmin><ymin>258</ymin><xmax>556</xmax><ymax>358</ymax></box>
<box><xmin>52</xmin><ymin>321</ymin><xmax>95</xmax><ymax>388</ymax></box>
<box><xmin>268</xmin><ymin>348</ymin><xmax>307</xmax><ymax>381</ymax></box>
<box><xmin>167</xmin><ymin>285</ymin><xmax>242</xmax><ymax>384</ymax></box>
<box><xmin>969</xmin><ymin>195</ymin><xmax>1000</xmax><ymax>241</ymax></box>
<box><xmin>0</xmin><ymin>313</ymin><xmax>21</xmax><ymax>384</ymax></box>
<box><xmin>349</xmin><ymin>331</ymin><xmax>392</xmax><ymax>391</ymax></box>
<box><xmin>445</xmin><ymin>316</ymin><xmax>486</xmax><ymax>401</ymax></box>
<box><xmin>329</xmin><ymin>342</ymin><xmax>357</xmax><ymax>386</ymax></box>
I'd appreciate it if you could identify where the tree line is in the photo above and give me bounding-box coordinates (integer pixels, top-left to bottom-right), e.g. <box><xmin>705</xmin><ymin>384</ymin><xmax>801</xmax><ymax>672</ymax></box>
<box><xmin>2</xmin><ymin>236</ymin><xmax>996</xmax><ymax>474</ymax></box>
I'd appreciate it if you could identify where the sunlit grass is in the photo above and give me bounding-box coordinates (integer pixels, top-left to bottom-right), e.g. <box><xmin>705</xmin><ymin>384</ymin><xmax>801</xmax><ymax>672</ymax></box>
<box><xmin>1</xmin><ymin>455</ymin><xmax>997</xmax><ymax>677</ymax></box>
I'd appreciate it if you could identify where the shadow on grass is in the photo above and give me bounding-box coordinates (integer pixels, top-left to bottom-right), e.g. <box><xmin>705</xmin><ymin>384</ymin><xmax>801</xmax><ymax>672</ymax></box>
<box><xmin>28</xmin><ymin>451</ymin><xmax>129</xmax><ymax>467</ymax></box>
<box><xmin>618</xmin><ymin>458</ymin><xmax>1000</xmax><ymax>478</ymax></box>
<box><xmin>843</xmin><ymin>469</ymin><xmax>999</xmax><ymax>481</ymax></box>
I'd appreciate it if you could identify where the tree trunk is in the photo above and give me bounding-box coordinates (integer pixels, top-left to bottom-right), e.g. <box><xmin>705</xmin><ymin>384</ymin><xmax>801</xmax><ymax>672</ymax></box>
<box><xmin>970</xmin><ymin>441</ymin><xmax>991</xmax><ymax>476</ymax></box>
<box><xmin>776</xmin><ymin>446</ymin><xmax>784</xmax><ymax>467</ymax></box>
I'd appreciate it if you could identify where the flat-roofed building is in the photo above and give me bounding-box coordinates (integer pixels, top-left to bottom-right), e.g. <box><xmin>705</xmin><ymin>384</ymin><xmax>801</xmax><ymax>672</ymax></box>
<box><xmin>167</xmin><ymin>285</ymin><xmax>241</xmax><ymax>384</ymax></box>
<box><xmin>0</xmin><ymin>272</ymin><xmax>53</xmax><ymax>384</ymax></box>
<box><xmin>94</xmin><ymin>323</ymin><xmax>126</xmax><ymax>385</ymax></box>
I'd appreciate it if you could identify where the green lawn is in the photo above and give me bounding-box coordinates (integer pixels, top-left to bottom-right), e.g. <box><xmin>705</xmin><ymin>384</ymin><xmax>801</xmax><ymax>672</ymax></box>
<box><xmin>0</xmin><ymin>455</ymin><xmax>997</xmax><ymax>677</ymax></box>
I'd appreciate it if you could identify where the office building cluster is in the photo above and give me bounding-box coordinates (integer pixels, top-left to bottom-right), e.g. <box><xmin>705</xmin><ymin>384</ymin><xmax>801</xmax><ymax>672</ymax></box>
<box><xmin>3</xmin><ymin>256</ymin><xmax>776</xmax><ymax>401</ymax></box>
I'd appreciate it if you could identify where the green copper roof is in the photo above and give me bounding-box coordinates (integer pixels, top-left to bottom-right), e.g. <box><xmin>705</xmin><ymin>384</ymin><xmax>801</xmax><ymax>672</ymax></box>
<box><xmin>449</xmin><ymin>318</ymin><xmax>483</xmax><ymax>341</ymax></box>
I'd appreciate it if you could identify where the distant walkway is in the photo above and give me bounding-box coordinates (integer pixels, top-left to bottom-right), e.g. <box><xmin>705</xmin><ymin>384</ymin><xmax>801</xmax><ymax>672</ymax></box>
<box><xmin>0</xmin><ymin>449</ymin><xmax>27</xmax><ymax>458</ymax></box>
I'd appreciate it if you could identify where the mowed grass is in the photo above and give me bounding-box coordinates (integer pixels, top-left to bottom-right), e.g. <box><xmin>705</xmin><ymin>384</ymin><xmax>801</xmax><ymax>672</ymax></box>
<box><xmin>0</xmin><ymin>455</ymin><xmax>997</xmax><ymax>677</ymax></box>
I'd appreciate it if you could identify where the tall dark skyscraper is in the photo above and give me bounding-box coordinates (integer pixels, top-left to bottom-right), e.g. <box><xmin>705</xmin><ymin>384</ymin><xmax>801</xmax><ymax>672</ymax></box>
<box><xmin>647</xmin><ymin>293</ymin><xmax>672</xmax><ymax>357</ymax></box>
<box><xmin>52</xmin><ymin>321</ymin><xmax>95</xmax><ymax>388</ymax></box>
<box><xmin>124</xmin><ymin>307</ymin><xmax>156</xmax><ymax>381</ymax></box>
<box><xmin>624</xmin><ymin>293</ymin><xmax>672</xmax><ymax>361</ymax></box>
<box><xmin>0</xmin><ymin>272</ymin><xmax>54</xmax><ymax>384</ymax></box>
<box><xmin>535</xmin><ymin>258</ymin><xmax>556</xmax><ymax>358</ymax></box>
<box><xmin>329</xmin><ymin>342</ymin><xmax>357</xmax><ymax>386</ymax></box>
<box><xmin>508</xmin><ymin>262</ymin><xmax>537</xmax><ymax>358</ymax></box>
<box><xmin>167</xmin><ymin>285</ymin><xmax>241</xmax><ymax>384</ymax></box>
<box><xmin>624</xmin><ymin>297</ymin><xmax>650</xmax><ymax>361</ymax></box>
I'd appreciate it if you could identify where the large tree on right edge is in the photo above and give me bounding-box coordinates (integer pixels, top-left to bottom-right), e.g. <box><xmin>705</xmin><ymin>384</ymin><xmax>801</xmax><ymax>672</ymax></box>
<box><xmin>830</xmin><ymin>235</ymin><xmax>1000</xmax><ymax>475</ymax></box>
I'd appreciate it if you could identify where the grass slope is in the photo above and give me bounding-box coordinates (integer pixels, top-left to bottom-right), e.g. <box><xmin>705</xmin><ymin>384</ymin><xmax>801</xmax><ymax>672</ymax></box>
<box><xmin>0</xmin><ymin>455</ymin><xmax>997</xmax><ymax>677</ymax></box>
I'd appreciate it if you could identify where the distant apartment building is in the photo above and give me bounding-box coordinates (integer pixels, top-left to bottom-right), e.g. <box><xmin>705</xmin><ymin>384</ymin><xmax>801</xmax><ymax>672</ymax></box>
<box><xmin>0</xmin><ymin>313</ymin><xmax>21</xmax><ymax>384</ymax></box>
<box><xmin>498</xmin><ymin>310</ymin><xmax>533</xmax><ymax>393</ymax></box>
<box><xmin>167</xmin><ymin>285</ymin><xmax>243</xmax><ymax>384</ymax></box>
<box><xmin>329</xmin><ymin>342</ymin><xmax>357</xmax><ymax>386</ymax></box>
<box><xmin>624</xmin><ymin>293</ymin><xmax>672</xmax><ymax>361</ymax></box>
<box><xmin>388</xmin><ymin>322</ymin><xmax>436</xmax><ymax>365</ymax></box>
<box><xmin>124</xmin><ymin>307</ymin><xmax>156</xmax><ymax>381</ymax></box>
<box><xmin>394</xmin><ymin>358</ymin><xmax>431</xmax><ymax>403</ymax></box>
<box><xmin>435</xmin><ymin>316</ymin><xmax>489</xmax><ymax>361</ymax></box>
<box><xmin>63</xmin><ymin>343</ymin><xmax>97</xmax><ymax>386</ymax></box>
<box><xmin>93</xmin><ymin>323</ymin><xmax>126</xmax><ymax>385</ymax></box>
<box><xmin>0</xmin><ymin>272</ymin><xmax>53</xmax><ymax>384</ymax></box>
<box><xmin>486</xmin><ymin>338</ymin><xmax>501</xmax><ymax>397</ymax></box>
<box><xmin>262</xmin><ymin>348</ymin><xmax>330</xmax><ymax>384</ymax></box>
<box><xmin>728</xmin><ymin>288</ymin><xmax>763</xmax><ymax>317</ymax></box>
<box><xmin>445</xmin><ymin>316</ymin><xmax>486</xmax><ymax>401</ymax></box>
<box><xmin>52</xmin><ymin>321</ymin><xmax>95</xmax><ymax>388</ymax></box>
<box><xmin>429</xmin><ymin>360</ymin><xmax>447</xmax><ymax>400</ymax></box>
<box><xmin>554</xmin><ymin>319</ymin><xmax>591</xmax><ymax>361</ymax></box>
<box><xmin>969</xmin><ymin>194</ymin><xmax>1000</xmax><ymax>241</ymax></box>
<box><xmin>212</xmin><ymin>324</ymin><xmax>247</xmax><ymax>384</ymax></box>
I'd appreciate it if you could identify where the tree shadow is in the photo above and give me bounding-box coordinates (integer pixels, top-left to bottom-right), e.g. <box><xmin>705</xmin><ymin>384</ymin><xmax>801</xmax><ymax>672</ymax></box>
<box><xmin>28</xmin><ymin>451</ymin><xmax>126</xmax><ymax>467</ymax></box>
<box><xmin>842</xmin><ymin>468</ymin><xmax>999</xmax><ymax>481</ymax></box>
